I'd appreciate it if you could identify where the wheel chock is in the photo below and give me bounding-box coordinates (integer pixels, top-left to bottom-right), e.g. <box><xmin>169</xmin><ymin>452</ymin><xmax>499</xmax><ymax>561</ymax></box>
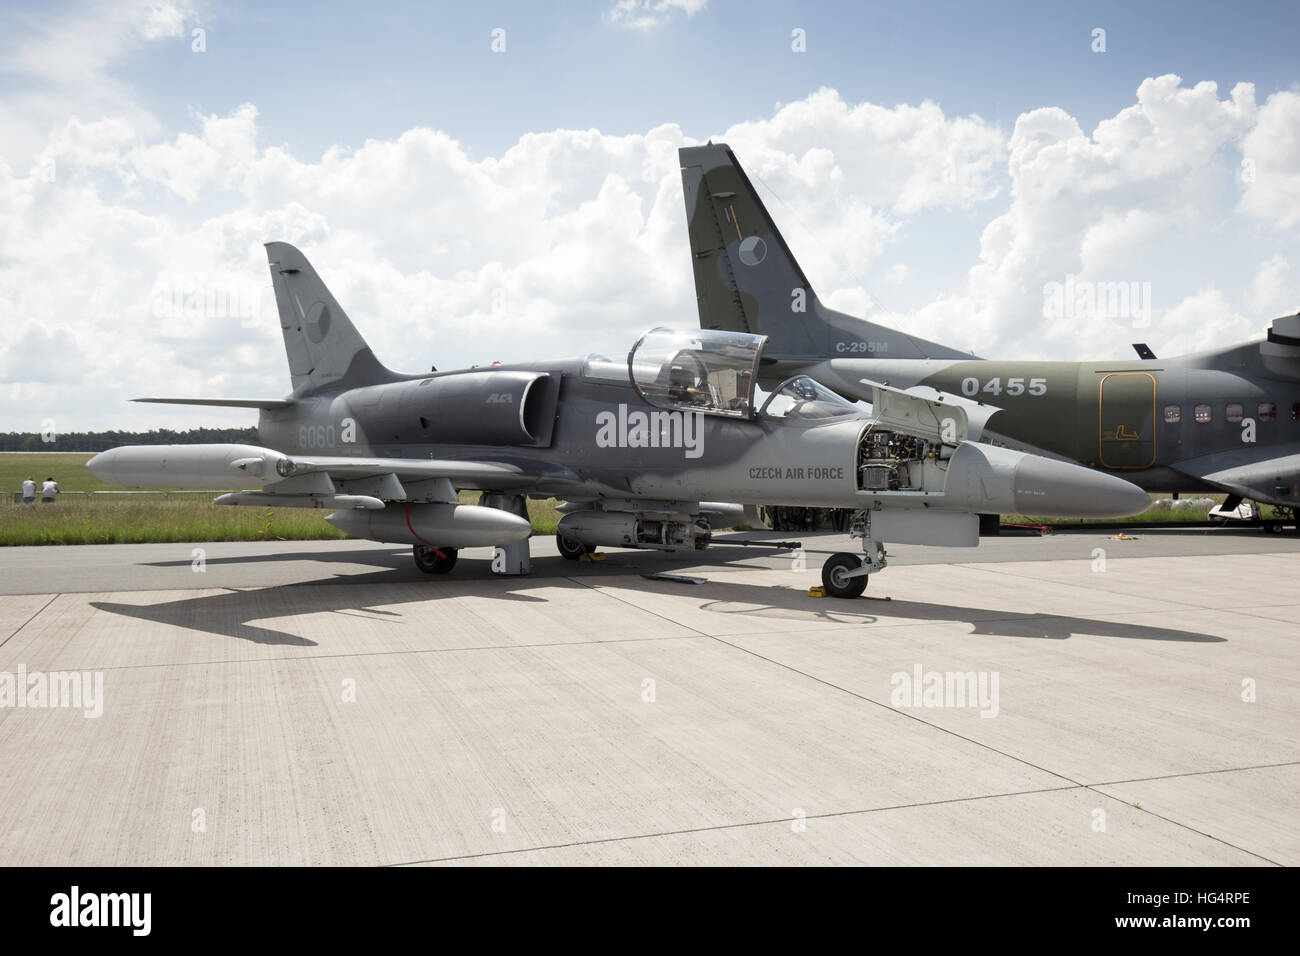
<box><xmin>579</xmin><ymin>552</ymin><xmax>606</xmax><ymax>562</ymax></box>
<box><xmin>807</xmin><ymin>586</ymin><xmax>827</xmax><ymax>598</ymax></box>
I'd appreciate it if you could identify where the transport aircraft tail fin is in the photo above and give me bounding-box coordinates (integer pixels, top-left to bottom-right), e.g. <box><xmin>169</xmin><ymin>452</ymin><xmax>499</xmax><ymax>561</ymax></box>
<box><xmin>679</xmin><ymin>143</ymin><xmax>975</xmax><ymax>362</ymax></box>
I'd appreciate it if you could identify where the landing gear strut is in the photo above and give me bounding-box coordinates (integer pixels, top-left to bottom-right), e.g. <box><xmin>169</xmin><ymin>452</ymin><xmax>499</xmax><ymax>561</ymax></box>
<box><xmin>413</xmin><ymin>545</ymin><xmax>458</xmax><ymax>574</ymax></box>
<box><xmin>482</xmin><ymin>492</ymin><xmax>532</xmax><ymax>576</ymax></box>
<box><xmin>819</xmin><ymin>510</ymin><xmax>887</xmax><ymax>599</ymax></box>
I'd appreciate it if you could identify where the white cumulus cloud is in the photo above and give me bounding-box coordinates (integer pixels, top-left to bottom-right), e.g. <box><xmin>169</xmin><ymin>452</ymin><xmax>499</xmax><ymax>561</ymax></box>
<box><xmin>1</xmin><ymin>74</ymin><xmax>1298</xmax><ymax>434</ymax></box>
<box><xmin>604</xmin><ymin>0</ymin><xmax>708</xmax><ymax>31</ymax></box>
<box><xmin>1239</xmin><ymin>90</ymin><xmax>1300</xmax><ymax>230</ymax></box>
<box><xmin>907</xmin><ymin>75</ymin><xmax>1265</xmax><ymax>359</ymax></box>
<box><xmin>1246</xmin><ymin>253</ymin><xmax>1293</xmax><ymax>315</ymax></box>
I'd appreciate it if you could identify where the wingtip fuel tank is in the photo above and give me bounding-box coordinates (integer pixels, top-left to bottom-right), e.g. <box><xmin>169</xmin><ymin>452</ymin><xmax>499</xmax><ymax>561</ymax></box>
<box><xmin>87</xmin><ymin>444</ymin><xmax>289</xmax><ymax>489</ymax></box>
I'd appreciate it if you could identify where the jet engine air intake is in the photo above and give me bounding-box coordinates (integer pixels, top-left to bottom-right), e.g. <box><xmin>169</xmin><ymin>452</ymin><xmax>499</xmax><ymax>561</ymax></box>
<box><xmin>362</xmin><ymin>370</ymin><xmax>560</xmax><ymax>446</ymax></box>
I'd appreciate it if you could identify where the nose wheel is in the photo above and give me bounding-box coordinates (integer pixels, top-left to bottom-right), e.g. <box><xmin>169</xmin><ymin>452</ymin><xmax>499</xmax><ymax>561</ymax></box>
<box><xmin>821</xmin><ymin>552</ymin><xmax>869</xmax><ymax>599</ymax></box>
<box><xmin>820</xmin><ymin>512</ymin><xmax>888</xmax><ymax>599</ymax></box>
<box><xmin>413</xmin><ymin>545</ymin><xmax>458</xmax><ymax>574</ymax></box>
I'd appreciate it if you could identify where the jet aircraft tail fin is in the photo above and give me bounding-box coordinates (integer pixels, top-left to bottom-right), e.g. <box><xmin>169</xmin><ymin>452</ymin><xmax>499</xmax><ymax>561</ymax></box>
<box><xmin>678</xmin><ymin>143</ymin><xmax>974</xmax><ymax>362</ymax></box>
<box><xmin>264</xmin><ymin>242</ymin><xmax>406</xmax><ymax>397</ymax></box>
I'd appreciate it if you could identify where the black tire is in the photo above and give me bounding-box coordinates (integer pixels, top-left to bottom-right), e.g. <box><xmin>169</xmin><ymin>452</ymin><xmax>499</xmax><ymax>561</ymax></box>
<box><xmin>822</xmin><ymin>552</ymin><xmax>868</xmax><ymax>599</ymax></box>
<box><xmin>556</xmin><ymin>533</ymin><xmax>586</xmax><ymax>560</ymax></box>
<box><xmin>413</xmin><ymin>545</ymin><xmax>458</xmax><ymax>574</ymax></box>
<box><xmin>1265</xmin><ymin>521</ymin><xmax>1283</xmax><ymax>535</ymax></box>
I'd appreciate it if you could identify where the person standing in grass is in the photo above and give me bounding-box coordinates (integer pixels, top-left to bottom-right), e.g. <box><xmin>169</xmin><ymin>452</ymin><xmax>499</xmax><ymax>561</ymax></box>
<box><xmin>21</xmin><ymin>476</ymin><xmax>36</xmax><ymax>504</ymax></box>
<box><xmin>41</xmin><ymin>476</ymin><xmax>59</xmax><ymax>503</ymax></box>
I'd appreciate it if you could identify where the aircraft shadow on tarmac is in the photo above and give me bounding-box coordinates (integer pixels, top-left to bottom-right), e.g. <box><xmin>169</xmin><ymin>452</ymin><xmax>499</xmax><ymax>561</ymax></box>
<box><xmin>89</xmin><ymin>555</ymin><xmax>1223</xmax><ymax>647</ymax></box>
<box><xmin>696</xmin><ymin>586</ymin><xmax>1224</xmax><ymax>642</ymax></box>
<box><xmin>88</xmin><ymin>566</ymin><xmax>551</xmax><ymax>646</ymax></box>
<box><xmin>88</xmin><ymin>548</ymin><xmax>777</xmax><ymax>646</ymax></box>
<box><xmin>136</xmin><ymin>543</ymin><xmax>780</xmax><ymax>576</ymax></box>
<box><xmin>140</xmin><ymin>547</ymin><xmax>417</xmax><ymax>572</ymax></box>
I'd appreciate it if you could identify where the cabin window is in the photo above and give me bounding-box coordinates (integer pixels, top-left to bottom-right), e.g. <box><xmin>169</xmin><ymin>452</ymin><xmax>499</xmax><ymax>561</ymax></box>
<box><xmin>1194</xmin><ymin>404</ymin><xmax>1212</xmax><ymax>423</ymax></box>
<box><xmin>1226</xmin><ymin>403</ymin><xmax>1244</xmax><ymax>423</ymax></box>
<box><xmin>1163</xmin><ymin>405</ymin><xmax>1181</xmax><ymax>424</ymax></box>
<box><xmin>1259</xmin><ymin>402</ymin><xmax>1277</xmax><ymax>422</ymax></box>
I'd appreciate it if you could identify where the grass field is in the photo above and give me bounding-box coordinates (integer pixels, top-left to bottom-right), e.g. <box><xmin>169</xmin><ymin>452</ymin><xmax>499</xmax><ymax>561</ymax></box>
<box><xmin>0</xmin><ymin>451</ymin><xmax>1281</xmax><ymax>546</ymax></box>
<box><xmin>0</xmin><ymin>452</ymin><xmax>562</xmax><ymax>545</ymax></box>
<box><xmin>0</xmin><ymin>452</ymin><xmax>120</xmax><ymax>493</ymax></box>
<box><xmin>0</xmin><ymin>499</ymin><xmax>351</xmax><ymax>546</ymax></box>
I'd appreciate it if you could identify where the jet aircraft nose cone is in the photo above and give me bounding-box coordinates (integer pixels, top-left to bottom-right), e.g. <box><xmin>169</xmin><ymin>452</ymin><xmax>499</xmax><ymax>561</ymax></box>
<box><xmin>1013</xmin><ymin>456</ymin><xmax>1150</xmax><ymax>518</ymax></box>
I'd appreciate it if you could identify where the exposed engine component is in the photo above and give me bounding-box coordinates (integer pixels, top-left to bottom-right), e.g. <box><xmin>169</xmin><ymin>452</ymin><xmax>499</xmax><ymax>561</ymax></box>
<box><xmin>856</xmin><ymin>428</ymin><xmax>945</xmax><ymax>491</ymax></box>
<box><xmin>558</xmin><ymin>510</ymin><xmax>711</xmax><ymax>551</ymax></box>
<box><xmin>857</xmin><ymin>431</ymin><xmax>961</xmax><ymax>494</ymax></box>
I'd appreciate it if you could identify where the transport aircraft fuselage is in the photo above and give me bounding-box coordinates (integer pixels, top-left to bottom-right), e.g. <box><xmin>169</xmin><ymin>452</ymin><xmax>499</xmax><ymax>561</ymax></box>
<box><xmin>679</xmin><ymin>142</ymin><xmax>1300</xmax><ymax>513</ymax></box>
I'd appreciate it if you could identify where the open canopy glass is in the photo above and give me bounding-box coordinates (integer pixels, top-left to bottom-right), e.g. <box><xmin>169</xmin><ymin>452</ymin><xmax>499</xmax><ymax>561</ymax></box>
<box><xmin>759</xmin><ymin>375</ymin><xmax>860</xmax><ymax>421</ymax></box>
<box><xmin>628</xmin><ymin>327</ymin><xmax>765</xmax><ymax>419</ymax></box>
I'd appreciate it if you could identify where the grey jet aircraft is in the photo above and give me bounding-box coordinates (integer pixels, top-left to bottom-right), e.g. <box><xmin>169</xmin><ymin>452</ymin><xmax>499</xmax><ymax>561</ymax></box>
<box><xmin>88</xmin><ymin>242</ymin><xmax>1149</xmax><ymax>597</ymax></box>
<box><xmin>679</xmin><ymin>143</ymin><xmax>1300</xmax><ymax>530</ymax></box>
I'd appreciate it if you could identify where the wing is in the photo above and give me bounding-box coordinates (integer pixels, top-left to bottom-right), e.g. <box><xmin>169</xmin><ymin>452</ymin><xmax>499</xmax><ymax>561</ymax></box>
<box><xmin>224</xmin><ymin>452</ymin><xmax>584</xmax><ymax>508</ymax></box>
<box><xmin>86</xmin><ymin>443</ymin><xmax>583</xmax><ymax>509</ymax></box>
<box><xmin>1169</xmin><ymin>443</ymin><xmax>1300</xmax><ymax>508</ymax></box>
<box><xmin>132</xmin><ymin>397</ymin><xmax>295</xmax><ymax>409</ymax></box>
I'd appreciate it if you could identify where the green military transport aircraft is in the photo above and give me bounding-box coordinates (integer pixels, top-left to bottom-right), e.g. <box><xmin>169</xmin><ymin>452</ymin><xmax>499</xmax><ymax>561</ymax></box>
<box><xmin>680</xmin><ymin>143</ymin><xmax>1300</xmax><ymax>529</ymax></box>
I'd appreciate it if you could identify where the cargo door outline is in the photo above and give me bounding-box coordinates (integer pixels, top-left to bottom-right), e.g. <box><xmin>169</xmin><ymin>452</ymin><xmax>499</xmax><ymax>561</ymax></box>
<box><xmin>1098</xmin><ymin>372</ymin><xmax>1156</xmax><ymax>469</ymax></box>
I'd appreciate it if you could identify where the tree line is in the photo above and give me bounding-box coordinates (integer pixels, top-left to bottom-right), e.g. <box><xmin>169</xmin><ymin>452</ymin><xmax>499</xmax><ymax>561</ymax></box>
<box><xmin>0</xmin><ymin>427</ymin><xmax>259</xmax><ymax>452</ymax></box>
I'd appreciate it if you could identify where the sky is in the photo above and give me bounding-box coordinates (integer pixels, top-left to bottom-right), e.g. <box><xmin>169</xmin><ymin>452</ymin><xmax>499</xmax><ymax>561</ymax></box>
<box><xmin>1</xmin><ymin>0</ymin><xmax>1298</xmax><ymax>432</ymax></box>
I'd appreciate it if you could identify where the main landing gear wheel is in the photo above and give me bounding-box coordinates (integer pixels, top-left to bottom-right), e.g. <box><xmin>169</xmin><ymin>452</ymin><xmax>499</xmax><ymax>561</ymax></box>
<box><xmin>413</xmin><ymin>545</ymin><xmax>458</xmax><ymax>574</ymax></box>
<box><xmin>556</xmin><ymin>533</ymin><xmax>586</xmax><ymax>560</ymax></box>
<box><xmin>822</xmin><ymin>552</ymin><xmax>868</xmax><ymax>599</ymax></box>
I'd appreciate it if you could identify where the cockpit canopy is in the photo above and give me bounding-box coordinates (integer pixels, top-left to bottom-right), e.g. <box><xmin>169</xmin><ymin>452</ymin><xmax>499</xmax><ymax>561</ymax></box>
<box><xmin>628</xmin><ymin>327</ymin><xmax>764</xmax><ymax>419</ymax></box>
<box><xmin>759</xmin><ymin>376</ymin><xmax>860</xmax><ymax>421</ymax></box>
